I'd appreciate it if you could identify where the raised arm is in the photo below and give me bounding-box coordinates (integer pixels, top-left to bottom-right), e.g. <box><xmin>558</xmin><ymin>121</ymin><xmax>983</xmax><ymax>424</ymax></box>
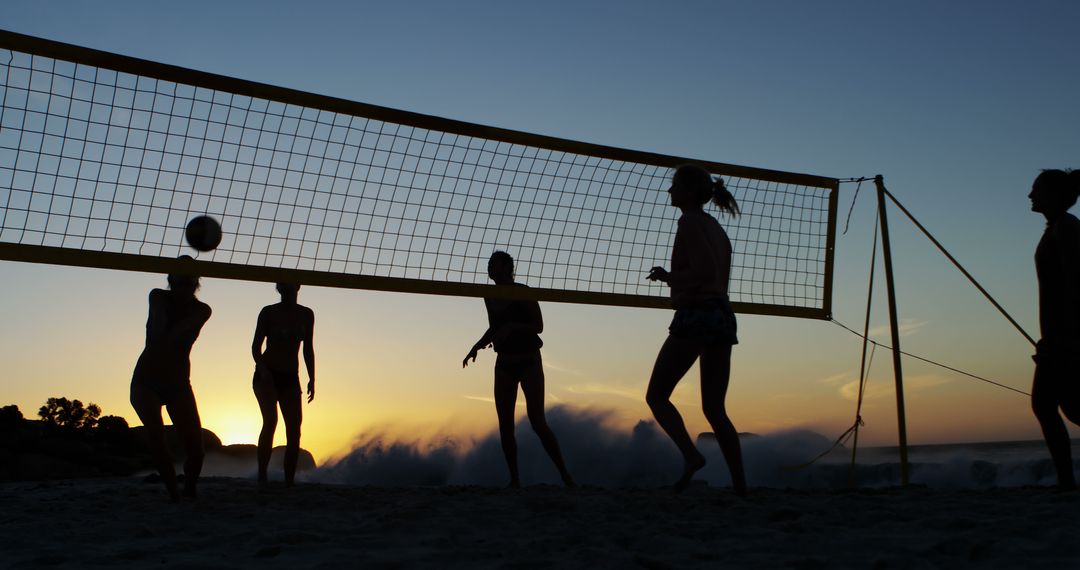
<box><xmin>167</xmin><ymin>303</ymin><xmax>212</xmax><ymax>346</ymax></box>
<box><xmin>145</xmin><ymin>289</ymin><xmax>168</xmax><ymax>348</ymax></box>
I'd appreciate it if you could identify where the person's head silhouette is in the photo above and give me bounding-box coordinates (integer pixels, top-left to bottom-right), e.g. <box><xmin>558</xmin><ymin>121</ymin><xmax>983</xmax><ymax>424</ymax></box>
<box><xmin>669</xmin><ymin>165</ymin><xmax>740</xmax><ymax>216</ymax></box>
<box><xmin>1030</xmin><ymin>169</ymin><xmax>1080</xmax><ymax>217</ymax></box>
<box><xmin>487</xmin><ymin>251</ymin><xmax>514</xmax><ymax>285</ymax></box>
<box><xmin>276</xmin><ymin>282</ymin><xmax>300</xmax><ymax>303</ymax></box>
<box><xmin>167</xmin><ymin>255</ymin><xmax>200</xmax><ymax>296</ymax></box>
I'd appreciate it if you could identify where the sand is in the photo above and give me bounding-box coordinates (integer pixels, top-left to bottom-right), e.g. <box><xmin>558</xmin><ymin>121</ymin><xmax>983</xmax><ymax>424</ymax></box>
<box><xmin>2</xmin><ymin>477</ymin><xmax>1078</xmax><ymax>569</ymax></box>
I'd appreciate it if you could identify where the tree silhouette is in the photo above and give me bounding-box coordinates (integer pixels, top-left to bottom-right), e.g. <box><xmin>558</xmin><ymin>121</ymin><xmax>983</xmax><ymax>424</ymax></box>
<box><xmin>38</xmin><ymin>397</ymin><xmax>101</xmax><ymax>430</ymax></box>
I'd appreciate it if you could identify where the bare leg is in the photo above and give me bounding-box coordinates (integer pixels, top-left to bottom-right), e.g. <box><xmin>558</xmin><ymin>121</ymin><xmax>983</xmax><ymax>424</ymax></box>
<box><xmin>279</xmin><ymin>385</ymin><xmax>303</xmax><ymax>486</ymax></box>
<box><xmin>646</xmin><ymin>335</ymin><xmax>706</xmax><ymax>491</ymax></box>
<box><xmin>1060</xmin><ymin>377</ymin><xmax>1080</xmax><ymax>427</ymax></box>
<box><xmin>1032</xmin><ymin>363</ymin><xmax>1077</xmax><ymax>490</ymax></box>
<box><xmin>520</xmin><ymin>358</ymin><xmax>575</xmax><ymax>487</ymax></box>
<box><xmin>494</xmin><ymin>366</ymin><xmax>521</xmax><ymax>488</ymax></box>
<box><xmin>1061</xmin><ymin>400</ymin><xmax>1080</xmax><ymax>427</ymax></box>
<box><xmin>253</xmin><ymin>377</ymin><xmax>279</xmax><ymax>485</ymax></box>
<box><xmin>166</xmin><ymin>386</ymin><xmax>204</xmax><ymax>498</ymax></box>
<box><xmin>131</xmin><ymin>384</ymin><xmax>180</xmax><ymax>502</ymax></box>
<box><xmin>700</xmin><ymin>342</ymin><xmax>747</xmax><ymax>496</ymax></box>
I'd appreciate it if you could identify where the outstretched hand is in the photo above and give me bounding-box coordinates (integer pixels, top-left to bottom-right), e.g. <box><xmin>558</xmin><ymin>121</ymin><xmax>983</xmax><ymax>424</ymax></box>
<box><xmin>647</xmin><ymin>266</ymin><xmax>670</xmax><ymax>282</ymax></box>
<box><xmin>462</xmin><ymin>348</ymin><xmax>478</xmax><ymax>368</ymax></box>
<box><xmin>307</xmin><ymin>380</ymin><xmax>315</xmax><ymax>403</ymax></box>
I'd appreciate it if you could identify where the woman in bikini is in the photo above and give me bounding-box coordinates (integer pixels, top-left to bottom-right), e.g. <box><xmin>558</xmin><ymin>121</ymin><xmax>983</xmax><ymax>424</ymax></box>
<box><xmin>463</xmin><ymin>251</ymin><xmax>575</xmax><ymax>488</ymax></box>
<box><xmin>130</xmin><ymin>256</ymin><xmax>212</xmax><ymax>502</ymax></box>
<box><xmin>252</xmin><ymin>283</ymin><xmax>316</xmax><ymax>486</ymax></box>
<box><xmin>645</xmin><ymin>164</ymin><xmax>747</xmax><ymax>495</ymax></box>
<box><xmin>1028</xmin><ymin>168</ymin><xmax>1080</xmax><ymax>491</ymax></box>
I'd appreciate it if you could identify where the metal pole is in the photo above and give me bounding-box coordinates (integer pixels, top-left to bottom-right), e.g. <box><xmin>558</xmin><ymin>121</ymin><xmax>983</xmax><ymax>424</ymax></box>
<box><xmin>873</xmin><ymin>175</ymin><xmax>909</xmax><ymax>485</ymax></box>
<box><xmin>881</xmin><ymin>188</ymin><xmax>1036</xmax><ymax>347</ymax></box>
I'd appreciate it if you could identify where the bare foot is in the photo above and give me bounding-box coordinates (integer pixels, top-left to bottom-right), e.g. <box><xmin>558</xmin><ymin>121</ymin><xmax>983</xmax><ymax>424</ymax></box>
<box><xmin>674</xmin><ymin>453</ymin><xmax>706</xmax><ymax>493</ymax></box>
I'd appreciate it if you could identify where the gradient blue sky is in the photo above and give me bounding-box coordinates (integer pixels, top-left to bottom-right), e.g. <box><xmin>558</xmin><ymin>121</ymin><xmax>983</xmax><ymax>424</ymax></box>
<box><xmin>1</xmin><ymin>1</ymin><xmax>1078</xmax><ymax>460</ymax></box>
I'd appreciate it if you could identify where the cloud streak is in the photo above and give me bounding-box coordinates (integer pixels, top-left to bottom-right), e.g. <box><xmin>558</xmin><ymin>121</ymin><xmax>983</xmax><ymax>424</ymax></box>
<box><xmin>868</xmin><ymin>318</ymin><xmax>928</xmax><ymax>339</ymax></box>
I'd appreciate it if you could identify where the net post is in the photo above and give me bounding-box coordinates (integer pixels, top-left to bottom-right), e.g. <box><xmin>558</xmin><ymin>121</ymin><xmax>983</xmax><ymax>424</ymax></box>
<box><xmin>821</xmin><ymin>180</ymin><xmax>841</xmax><ymax>319</ymax></box>
<box><xmin>874</xmin><ymin>174</ymin><xmax>910</xmax><ymax>486</ymax></box>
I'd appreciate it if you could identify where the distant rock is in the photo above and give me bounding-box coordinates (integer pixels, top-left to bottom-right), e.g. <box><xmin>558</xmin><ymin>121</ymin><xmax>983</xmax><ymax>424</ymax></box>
<box><xmin>205</xmin><ymin>444</ymin><xmax>317</xmax><ymax>477</ymax></box>
<box><xmin>128</xmin><ymin>426</ymin><xmax>223</xmax><ymax>458</ymax></box>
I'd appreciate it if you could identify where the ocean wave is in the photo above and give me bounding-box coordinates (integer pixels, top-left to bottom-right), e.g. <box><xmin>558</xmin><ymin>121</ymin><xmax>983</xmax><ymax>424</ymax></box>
<box><xmin>310</xmin><ymin>405</ymin><xmax>1073</xmax><ymax>489</ymax></box>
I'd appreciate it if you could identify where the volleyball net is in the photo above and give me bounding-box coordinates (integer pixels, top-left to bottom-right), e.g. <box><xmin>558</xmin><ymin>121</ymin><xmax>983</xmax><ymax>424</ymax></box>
<box><xmin>0</xmin><ymin>30</ymin><xmax>838</xmax><ymax>318</ymax></box>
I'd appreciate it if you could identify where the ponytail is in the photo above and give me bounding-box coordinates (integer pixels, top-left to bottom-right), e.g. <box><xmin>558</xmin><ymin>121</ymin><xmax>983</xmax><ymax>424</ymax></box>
<box><xmin>711</xmin><ymin>177</ymin><xmax>740</xmax><ymax>217</ymax></box>
<box><xmin>1068</xmin><ymin>169</ymin><xmax>1080</xmax><ymax>204</ymax></box>
<box><xmin>672</xmin><ymin>164</ymin><xmax>740</xmax><ymax>217</ymax></box>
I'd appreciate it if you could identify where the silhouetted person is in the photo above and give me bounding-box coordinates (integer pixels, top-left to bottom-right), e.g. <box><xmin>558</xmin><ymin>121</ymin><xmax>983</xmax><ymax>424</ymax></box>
<box><xmin>463</xmin><ymin>251</ymin><xmax>575</xmax><ymax>488</ymax></box>
<box><xmin>252</xmin><ymin>283</ymin><xmax>315</xmax><ymax>486</ymax></box>
<box><xmin>130</xmin><ymin>256</ymin><xmax>211</xmax><ymax>501</ymax></box>
<box><xmin>1029</xmin><ymin>168</ymin><xmax>1080</xmax><ymax>491</ymax></box>
<box><xmin>645</xmin><ymin>165</ymin><xmax>747</xmax><ymax>495</ymax></box>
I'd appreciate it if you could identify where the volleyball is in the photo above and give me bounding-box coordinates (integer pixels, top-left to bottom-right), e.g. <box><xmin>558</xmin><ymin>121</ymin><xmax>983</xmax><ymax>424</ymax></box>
<box><xmin>185</xmin><ymin>215</ymin><xmax>222</xmax><ymax>252</ymax></box>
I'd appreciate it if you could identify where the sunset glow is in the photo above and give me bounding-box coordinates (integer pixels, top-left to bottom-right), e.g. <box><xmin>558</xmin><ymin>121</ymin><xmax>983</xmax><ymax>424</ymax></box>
<box><xmin>2</xmin><ymin>1</ymin><xmax>1078</xmax><ymax>466</ymax></box>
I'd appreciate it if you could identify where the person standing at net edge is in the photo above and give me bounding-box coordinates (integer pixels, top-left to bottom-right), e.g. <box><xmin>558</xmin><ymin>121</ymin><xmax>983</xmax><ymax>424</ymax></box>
<box><xmin>251</xmin><ymin>283</ymin><xmax>316</xmax><ymax>487</ymax></box>
<box><xmin>646</xmin><ymin>165</ymin><xmax>747</xmax><ymax>495</ymax></box>
<box><xmin>462</xmin><ymin>251</ymin><xmax>575</xmax><ymax>488</ymax></box>
<box><xmin>1029</xmin><ymin>168</ymin><xmax>1080</xmax><ymax>491</ymax></box>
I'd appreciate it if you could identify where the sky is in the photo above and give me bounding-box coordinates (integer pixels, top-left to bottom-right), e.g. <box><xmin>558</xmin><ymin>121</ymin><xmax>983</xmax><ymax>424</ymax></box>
<box><xmin>1</xmin><ymin>0</ymin><xmax>1078</xmax><ymax>463</ymax></box>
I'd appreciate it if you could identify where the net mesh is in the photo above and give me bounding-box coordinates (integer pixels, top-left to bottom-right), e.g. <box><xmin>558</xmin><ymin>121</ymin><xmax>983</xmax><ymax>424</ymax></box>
<box><xmin>0</xmin><ymin>41</ymin><xmax>836</xmax><ymax>314</ymax></box>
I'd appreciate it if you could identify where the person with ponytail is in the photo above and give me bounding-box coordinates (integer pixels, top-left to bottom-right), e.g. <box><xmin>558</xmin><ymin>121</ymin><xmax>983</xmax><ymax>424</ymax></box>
<box><xmin>645</xmin><ymin>164</ymin><xmax>747</xmax><ymax>495</ymax></box>
<box><xmin>251</xmin><ymin>283</ymin><xmax>316</xmax><ymax>486</ymax></box>
<box><xmin>130</xmin><ymin>255</ymin><xmax>212</xmax><ymax>501</ymax></box>
<box><xmin>1028</xmin><ymin>168</ymin><xmax>1080</xmax><ymax>491</ymax></box>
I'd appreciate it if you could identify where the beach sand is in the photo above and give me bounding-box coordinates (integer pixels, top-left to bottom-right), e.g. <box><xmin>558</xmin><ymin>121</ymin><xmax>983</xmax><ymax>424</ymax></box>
<box><xmin>2</xmin><ymin>477</ymin><xmax>1078</xmax><ymax>568</ymax></box>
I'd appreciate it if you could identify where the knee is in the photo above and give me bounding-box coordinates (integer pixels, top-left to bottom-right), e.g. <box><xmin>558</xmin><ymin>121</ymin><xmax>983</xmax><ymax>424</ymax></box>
<box><xmin>527</xmin><ymin>410</ymin><xmax>549</xmax><ymax>432</ymax></box>
<box><xmin>703</xmin><ymin>407</ymin><xmax>731</xmax><ymax>427</ymax></box>
<box><xmin>285</xmin><ymin>424</ymin><xmax>301</xmax><ymax>443</ymax></box>
<box><xmin>185</xmin><ymin>443</ymin><xmax>205</xmax><ymax>463</ymax></box>
<box><xmin>645</xmin><ymin>391</ymin><xmax>668</xmax><ymax>411</ymax></box>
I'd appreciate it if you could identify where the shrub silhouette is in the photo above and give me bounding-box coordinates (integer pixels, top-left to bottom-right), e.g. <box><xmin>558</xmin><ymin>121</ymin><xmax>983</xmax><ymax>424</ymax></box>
<box><xmin>95</xmin><ymin>415</ymin><xmax>129</xmax><ymax>433</ymax></box>
<box><xmin>38</xmin><ymin>397</ymin><xmax>101</xmax><ymax>430</ymax></box>
<box><xmin>0</xmin><ymin>404</ymin><xmax>23</xmax><ymax>433</ymax></box>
